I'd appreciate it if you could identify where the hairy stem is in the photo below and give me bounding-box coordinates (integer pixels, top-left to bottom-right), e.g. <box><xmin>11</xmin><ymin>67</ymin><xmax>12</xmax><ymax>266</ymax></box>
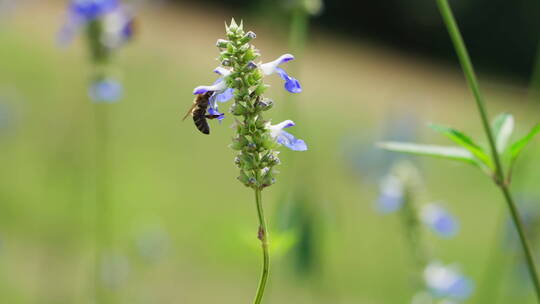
<box><xmin>253</xmin><ymin>189</ymin><xmax>270</xmax><ymax>304</ymax></box>
<box><xmin>436</xmin><ymin>0</ymin><xmax>540</xmax><ymax>300</ymax></box>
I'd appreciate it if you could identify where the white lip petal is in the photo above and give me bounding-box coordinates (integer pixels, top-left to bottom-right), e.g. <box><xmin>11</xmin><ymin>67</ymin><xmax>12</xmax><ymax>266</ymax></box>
<box><xmin>267</xmin><ymin>120</ymin><xmax>295</xmax><ymax>137</ymax></box>
<box><xmin>193</xmin><ymin>81</ymin><xmax>227</xmax><ymax>95</ymax></box>
<box><xmin>260</xmin><ymin>54</ymin><xmax>295</xmax><ymax>75</ymax></box>
<box><xmin>214</xmin><ymin>67</ymin><xmax>231</xmax><ymax>76</ymax></box>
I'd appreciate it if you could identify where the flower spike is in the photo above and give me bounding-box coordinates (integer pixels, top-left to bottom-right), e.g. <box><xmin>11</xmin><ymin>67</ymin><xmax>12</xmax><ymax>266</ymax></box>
<box><xmin>188</xmin><ymin>21</ymin><xmax>308</xmax><ymax>304</ymax></box>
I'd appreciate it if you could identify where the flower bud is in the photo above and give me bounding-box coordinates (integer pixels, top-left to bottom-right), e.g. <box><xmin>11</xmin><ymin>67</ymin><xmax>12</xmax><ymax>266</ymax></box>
<box><xmin>216</xmin><ymin>39</ymin><xmax>229</xmax><ymax>48</ymax></box>
<box><xmin>256</xmin><ymin>98</ymin><xmax>273</xmax><ymax>111</ymax></box>
<box><xmin>221</xmin><ymin>59</ymin><xmax>231</xmax><ymax>66</ymax></box>
<box><xmin>239</xmin><ymin>31</ymin><xmax>256</xmax><ymax>44</ymax></box>
<box><xmin>231</xmin><ymin>103</ymin><xmax>248</xmax><ymax>116</ymax></box>
<box><xmin>242</xmin><ymin>48</ymin><xmax>258</xmax><ymax>62</ymax></box>
<box><xmin>246</xmin><ymin>61</ymin><xmax>258</xmax><ymax>70</ymax></box>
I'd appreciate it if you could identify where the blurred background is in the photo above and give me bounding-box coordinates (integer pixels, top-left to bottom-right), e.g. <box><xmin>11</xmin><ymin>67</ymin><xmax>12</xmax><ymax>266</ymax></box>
<box><xmin>1</xmin><ymin>0</ymin><xmax>540</xmax><ymax>303</ymax></box>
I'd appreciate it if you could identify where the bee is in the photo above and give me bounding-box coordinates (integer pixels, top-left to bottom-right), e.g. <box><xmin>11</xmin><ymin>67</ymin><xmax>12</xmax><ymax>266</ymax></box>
<box><xmin>182</xmin><ymin>92</ymin><xmax>221</xmax><ymax>135</ymax></box>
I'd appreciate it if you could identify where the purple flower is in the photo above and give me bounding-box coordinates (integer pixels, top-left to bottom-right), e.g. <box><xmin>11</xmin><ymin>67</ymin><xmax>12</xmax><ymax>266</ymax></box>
<box><xmin>193</xmin><ymin>67</ymin><xmax>234</xmax><ymax>121</ymax></box>
<box><xmin>58</xmin><ymin>0</ymin><xmax>134</xmax><ymax>47</ymax></box>
<box><xmin>267</xmin><ymin>120</ymin><xmax>307</xmax><ymax>151</ymax></box>
<box><xmin>260</xmin><ymin>54</ymin><xmax>302</xmax><ymax>93</ymax></box>
<box><xmin>376</xmin><ymin>175</ymin><xmax>404</xmax><ymax>213</ymax></box>
<box><xmin>424</xmin><ymin>262</ymin><xmax>474</xmax><ymax>300</ymax></box>
<box><xmin>89</xmin><ymin>78</ymin><xmax>123</xmax><ymax>103</ymax></box>
<box><xmin>421</xmin><ymin>204</ymin><xmax>459</xmax><ymax>238</ymax></box>
<box><xmin>101</xmin><ymin>7</ymin><xmax>135</xmax><ymax>49</ymax></box>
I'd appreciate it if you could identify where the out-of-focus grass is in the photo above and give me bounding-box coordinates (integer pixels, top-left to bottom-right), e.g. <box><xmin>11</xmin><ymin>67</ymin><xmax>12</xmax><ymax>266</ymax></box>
<box><xmin>1</xmin><ymin>1</ymin><xmax>540</xmax><ymax>303</ymax></box>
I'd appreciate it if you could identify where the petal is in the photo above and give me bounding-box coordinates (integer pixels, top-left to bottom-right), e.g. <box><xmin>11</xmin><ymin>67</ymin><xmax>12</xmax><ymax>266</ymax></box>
<box><xmin>275</xmin><ymin>119</ymin><xmax>295</xmax><ymax>130</ymax></box>
<box><xmin>193</xmin><ymin>80</ymin><xmax>227</xmax><ymax>95</ymax></box>
<box><xmin>276</xmin><ymin>67</ymin><xmax>302</xmax><ymax>93</ymax></box>
<box><xmin>70</xmin><ymin>0</ymin><xmax>119</xmax><ymax>21</ymax></box>
<box><xmin>447</xmin><ymin>277</ymin><xmax>474</xmax><ymax>300</ymax></box>
<box><xmin>421</xmin><ymin>205</ymin><xmax>459</xmax><ymax>238</ymax></box>
<box><xmin>376</xmin><ymin>175</ymin><xmax>404</xmax><ymax>213</ymax></box>
<box><xmin>207</xmin><ymin>107</ymin><xmax>225</xmax><ymax>122</ymax></box>
<box><xmin>276</xmin><ymin>129</ymin><xmax>307</xmax><ymax>151</ymax></box>
<box><xmin>102</xmin><ymin>8</ymin><xmax>134</xmax><ymax>48</ymax></box>
<box><xmin>260</xmin><ymin>54</ymin><xmax>295</xmax><ymax>75</ymax></box>
<box><xmin>57</xmin><ymin>20</ymin><xmax>82</xmax><ymax>45</ymax></box>
<box><xmin>89</xmin><ymin>79</ymin><xmax>123</xmax><ymax>103</ymax></box>
<box><xmin>215</xmin><ymin>88</ymin><xmax>234</xmax><ymax>103</ymax></box>
<box><xmin>214</xmin><ymin>67</ymin><xmax>231</xmax><ymax>76</ymax></box>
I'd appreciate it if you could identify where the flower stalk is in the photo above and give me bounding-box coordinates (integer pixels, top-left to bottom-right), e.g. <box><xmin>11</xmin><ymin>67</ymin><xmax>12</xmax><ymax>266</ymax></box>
<box><xmin>59</xmin><ymin>1</ymin><xmax>135</xmax><ymax>302</ymax></box>
<box><xmin>253</xmin><ymin>189</ymin><xmax>269</xmax><ymax>304</ymax></box>
<box><xmin>192</xmin><ymin>19</ymin><xmax>307</xmax><ymax>304</ymax></box>
<box><xmin>436</xmin><ymin>0</ymin><xmax>540</xmax><ymax>300</ymax></box>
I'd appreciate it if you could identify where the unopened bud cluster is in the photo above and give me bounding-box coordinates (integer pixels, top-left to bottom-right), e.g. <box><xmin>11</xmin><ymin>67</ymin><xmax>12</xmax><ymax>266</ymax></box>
<box><xmin>218</xmin><ymin>21</ymin><xmax>279</xmax><ymax>190</ymax></box>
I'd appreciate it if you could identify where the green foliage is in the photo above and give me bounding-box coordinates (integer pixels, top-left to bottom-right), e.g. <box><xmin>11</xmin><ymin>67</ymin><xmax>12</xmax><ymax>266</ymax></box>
<box><xmin>492</xmin><ymin>113</ymin><xmax>514</xmax><ymax>154</ymax></box>
<box><xmin>429</xmin><ymin>124</ymin><xmax>493</xmax><ymax>169</ymax></box>
<box><xmin>379</xmin><ymin>114</ymin><xmax>540</xmax><ymax>182</ymax></box>
<box><xmin>377</xmin><ymin>142</ymin><xmax>482</xmax><ymax>167</ymax></box>
<box><xmin>508</xmin><ymin>123</ymin><xmax>540</xmax><ymax>171</ymax></box>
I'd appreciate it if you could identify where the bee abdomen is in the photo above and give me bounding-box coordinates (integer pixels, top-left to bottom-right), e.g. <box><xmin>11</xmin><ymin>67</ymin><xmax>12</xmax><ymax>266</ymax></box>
<box><xmin>192</xmin><ymin>106</ymin><xmax>210</xmax><ymax>134</ymax></box>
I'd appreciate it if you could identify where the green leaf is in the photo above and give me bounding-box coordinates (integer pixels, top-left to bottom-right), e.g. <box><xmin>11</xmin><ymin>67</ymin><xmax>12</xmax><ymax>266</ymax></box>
<box><xmin>492</xmin><ymin>113</ymin><xmax>514</xmax><ymax>153</ymax></box>
<box><xmin>508</xmin><ymin>123</ymin><xmax>540</xmax><ymax>164</ymax></box>
<box><xmin>378</xmin><ymin>142</ymin><xmax>482</xmax><ymax>167</ymax></box>
<box><xmin>429</xmin><ymin>124</ymin><xmax>493</xmax><ymax>168</ymax></box>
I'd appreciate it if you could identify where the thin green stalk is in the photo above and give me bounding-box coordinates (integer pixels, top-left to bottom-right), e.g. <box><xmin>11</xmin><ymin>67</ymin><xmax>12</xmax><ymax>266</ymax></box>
<box><xmin>94</xmin><ymin>104</ymin><xmax>112</xmax><ymax>304</ymax></box>
<box><xmin>477</xmin><ymin>208</ymin><xmax>507</xmax><ymax>304</ymax></box>
<box><xmin>400</xmin><ymin>188</ymin><xmax>429</xmax><ymax>291</ymax></box>
<box><xmin>436</xmin><ymin>0</ymin><xmax>540</xmax><ymax>301</ymax></box>
<box><xmin>253</xmin><ymin>189</ymin><xmax>270</xmax><ymax>304</ymax></box>
<box><xmin>284</xmin><ymin>7</ymin><xmax>309</xmax><ymax>119</ymax></box>
<box><xmin>289</xmin><ymin>7</ymin><xmax>309</xmax><ymax>62</ymax></box>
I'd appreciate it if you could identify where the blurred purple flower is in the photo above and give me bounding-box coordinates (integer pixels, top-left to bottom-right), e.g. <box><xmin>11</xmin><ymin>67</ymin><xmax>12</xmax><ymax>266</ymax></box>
<box><xmin>135</xmin><ymin>226</ymin><xmax>170</xmax><ymax>263</ymax></box>
<box><xmin>89</xmin><ymin>78</ymin><xmax>123</xmax><ymax>103</ymax></box>
<box><xmin>261</xmin><ymin>54</ymin><xmax>302</xmax><ymax>93</ymax></box>
<box><xmin>421</xmin><ymin>204</ymin><xmax>459</xmax><ymax>238</ymax></box>
<box><xmin>267</xmin><ymin>120</ymin><xmax>307</xmax><ymax>151</ymax></box>
<box><xmin>99</xmin><ymin>251</ymin><xmax>130</xmax><ymax>289</ymax></box>
<box><xmin>424</xmin><ymin>262</ymin><xmax>474</xmax><ymax>300</ymax></box>
<box><xmin>58</xmin><ymin>0</ymin><xmax>134</xmax><ymax>48</ymax></box>
<box><xmin>376</xmin><ymin>174</ymin><xmax>404</xmax><ymax>213</ymax></box>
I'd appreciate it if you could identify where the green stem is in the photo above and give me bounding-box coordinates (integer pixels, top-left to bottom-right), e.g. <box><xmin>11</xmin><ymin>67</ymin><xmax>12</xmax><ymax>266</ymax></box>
<box><xmin>253</xmin><ymin>189</ymin><xmax>270</xmax><ymax>304</ymax></box>
<box><xmin>94</xmin><ymin>104</ymin><xmax>112</xmax><ymax>304</ymax></box>
<box><xmin>400</xmin><ymin>188</ymin><xmax>429</xmax><ymax>291</ymax></box>
<box><xmin>477</xmin><ymin>209</ymin><xmax>506</xmax><ymax>304</ymax></box>
<box><xmin>288</xmin><ymin>8</ymin><xmax>309</xmax><ymax>60</ymax></box>
<box><xmin>436</xmin><ymin>0</ymin><xmax>540</xmax><ymax>301</ymax></box>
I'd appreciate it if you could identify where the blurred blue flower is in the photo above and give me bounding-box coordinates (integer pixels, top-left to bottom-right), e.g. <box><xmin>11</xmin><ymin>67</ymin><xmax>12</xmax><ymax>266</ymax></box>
<box><xmin>424</xmin><ymin>262</ymin><xmax>474</xmax><ymax>300</ymax></box>
<box><xmin>421</xmin><ymin>204</ymin><xmax>459</xmax><ymax>238</ymax></box>
<box><xmin>267</xmin><ymin>120</ymin><xmax>307</xmax><ymax>151</ymax></box>
<box><xmin>99</xmin><ymin>251</ymin><xmax>130</xmax><ymax>289</ymax></box>
<box><xmin>376</xmin><ymin>174</ymin><xmax>404</xmax><ymax>213</ymax></box>
<box><xmin>100</xmin><ymin>7</ymin><xmax>136</xmax><ymax>49</ymax></box>
<box><xmin>58</xmin><ymin>0</ymin><xmax>135</xmax><ymax>48</ymax></box>
<box><xmin>89</xmin><ymin>78</ymin><xmax>123</xmax><ymax>103</ymax></box>
<box><xmin>260</xmin><ymin>54</ymin><xmax>302</xmax><ymax>93</ymax></box>
<box><xmin>135</xmin><ymin>226</ymin><xmax>170</xmax><ymax>263</ymax></box>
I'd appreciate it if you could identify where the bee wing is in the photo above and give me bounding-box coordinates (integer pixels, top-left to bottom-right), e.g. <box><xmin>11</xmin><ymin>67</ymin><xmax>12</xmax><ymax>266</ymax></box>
<box><xmin>182</xmin><ymin>101</ymin><xmax>198</xmax><ymax>121</ymax></box>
